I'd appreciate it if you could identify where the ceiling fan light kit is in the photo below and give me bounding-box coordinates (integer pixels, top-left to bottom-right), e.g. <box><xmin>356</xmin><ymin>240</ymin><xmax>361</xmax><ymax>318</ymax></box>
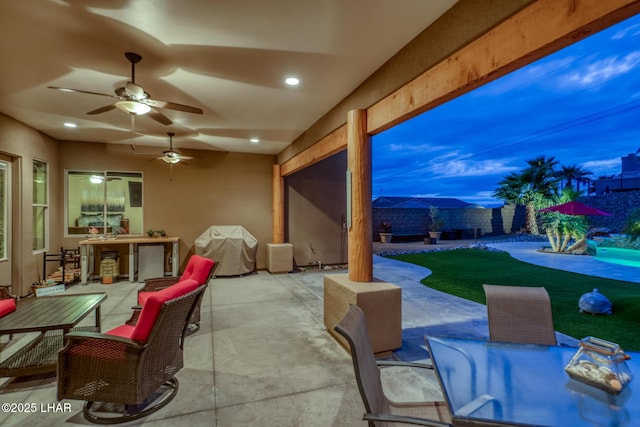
<box><xmin>161</xmin><ymin>155</ymin><xmax>181</xmax><ymax>164</ymax></box>
<box><xmin>115</xmin><ymin>100</ymin><xmax>151</xmax><ymax>115</ymax></box>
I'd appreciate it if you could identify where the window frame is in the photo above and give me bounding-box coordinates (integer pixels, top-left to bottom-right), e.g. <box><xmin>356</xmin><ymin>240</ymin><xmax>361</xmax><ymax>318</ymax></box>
<box><xmin>65</xmin><ymin>170</ymin><xmax>144</xmax><ymax>237</ymax></box>
<box><xmin>0</xmin><ymin>160</ymin><xmax>9</xmax><ymax>261</ymax></box>
<box><xmin>32</xmin><ymin>158</ymin><xmax>48</xmax><ymax>253</ymax></box>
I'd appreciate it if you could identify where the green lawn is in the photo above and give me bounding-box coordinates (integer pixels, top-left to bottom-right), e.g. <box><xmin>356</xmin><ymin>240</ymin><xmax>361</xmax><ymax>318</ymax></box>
<box><xmin>389</xmin><ymin>249</ymin><xmax>640</xmax><ymax>351</ymax></box>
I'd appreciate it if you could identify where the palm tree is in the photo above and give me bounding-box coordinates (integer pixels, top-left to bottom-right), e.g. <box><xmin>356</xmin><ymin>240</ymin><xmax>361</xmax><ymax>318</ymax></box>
<box><xmin>557</xmin><ymin>164</ymin><xmax>577</xmax><ymax>190</ymax></box>
<box><xmin>526</xmin><ymin>155</ymin><xmax>559</xmax><ymax>173</ymax></box>
<box><xmin>573</xmin><ymin>167</ymin><xmax>593</xmax><ymax>192</ymax></box>
<box><xmin>558</xmin><ymin>164</ymin><xmax>593</xmax><ymax>192</ymax></box>
<box><xmin>494</xmin><ymin>155</ymin><xmax>560</xmax><ymax>234</ymax></box>
<box><xmin>539</xmin><ymin>187</ymin><xmax>588</xmax><ymax>253</ymax></box>
<box><xmin>625</xmin><ymin>208</ymin><xmax>640</xmax><ymax>241</ymax></box>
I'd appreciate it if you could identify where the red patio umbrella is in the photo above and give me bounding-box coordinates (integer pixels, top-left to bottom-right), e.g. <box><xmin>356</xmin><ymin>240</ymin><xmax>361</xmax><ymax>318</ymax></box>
<box><xmin>539</xmin><ymin>201</ymin><xmax>612</xmax><ymax>216</ymax></box>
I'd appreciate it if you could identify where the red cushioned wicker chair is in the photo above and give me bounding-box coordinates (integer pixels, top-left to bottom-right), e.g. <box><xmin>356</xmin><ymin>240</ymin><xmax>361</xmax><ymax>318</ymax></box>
<box><xmin>0</xmin><ymin>285</ymin><xmax>17</xmax><ymax>341</ymax></box>
<box><xmin>57</xmin><ymin>279</ymin><xmax>206</xmax><ymax>424</ymax></box>
<box><xmin>136</xmin><ymin>255</ymin><xmax>216</xmax><ymax>332</ymax></box>
<box><xmin>0</xmin><ymin>285</ymin><xmax>17</xmax><ymax>318</ymax></box>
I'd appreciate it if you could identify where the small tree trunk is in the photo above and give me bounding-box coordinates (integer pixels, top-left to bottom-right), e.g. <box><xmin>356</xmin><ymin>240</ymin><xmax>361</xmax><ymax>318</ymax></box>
<box><xmin>526</xmin><ymin>203</ymin><xmax>539</xmax><ymax>234</ymax></box>
<box><xmin>546</xmin><ymin>230</ymin><xmax>558</xmax><ymax>252</ymax></box>
<box><xmin>567</xmin><ymin>237</ymin><xmax>586</xmax><ymax>253</ymax></box>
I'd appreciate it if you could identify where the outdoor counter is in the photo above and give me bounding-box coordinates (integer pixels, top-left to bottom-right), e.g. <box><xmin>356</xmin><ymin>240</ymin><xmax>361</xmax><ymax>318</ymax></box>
<box><xmin>79</xmin><ymin>236</ymin><xmax>179</xmax><ymax>284</ymax></box>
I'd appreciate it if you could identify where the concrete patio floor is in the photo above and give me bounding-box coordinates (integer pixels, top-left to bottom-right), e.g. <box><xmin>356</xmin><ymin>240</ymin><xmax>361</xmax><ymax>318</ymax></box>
<box><xmin>1</xmin><ymin>240</ymin><xmax>638</xmax><ymax>426</ymax></box>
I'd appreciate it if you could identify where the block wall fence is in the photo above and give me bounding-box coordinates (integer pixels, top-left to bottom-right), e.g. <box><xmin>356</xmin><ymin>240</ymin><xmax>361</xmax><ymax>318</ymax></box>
<box><xmin>372</xmin><ymin>204</ymin><xmax>526</xmax><ymax>240</ymax></box>
<box><xmin>372</xmin><ymin>191</ymin><xmax>640</xmax><ymax>241</ymax></box>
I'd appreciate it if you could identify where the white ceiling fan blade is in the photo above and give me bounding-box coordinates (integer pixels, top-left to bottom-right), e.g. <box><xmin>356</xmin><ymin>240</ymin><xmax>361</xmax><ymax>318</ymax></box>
<box><xmin>147</xmin><ymin>109</ymin><xmax>172</xmax><ymax>125</ymax></box>
<box><xmin>48</xmin><ymin>86</ymin><xmax>116</xmax><ymax>98</ymax></box>
<box><xmin>145</xmin><ymin>98</ymin><xmax>203</xmax><ymax>114</ymax></box>
<box><xmin>87</xmin><ymin>104</ymin><xmax>117</xmax><ymax>115</ymax></box>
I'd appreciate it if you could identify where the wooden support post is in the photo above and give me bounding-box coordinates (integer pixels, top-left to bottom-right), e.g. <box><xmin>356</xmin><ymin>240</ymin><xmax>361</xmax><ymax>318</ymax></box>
<box><xmin>347</xmin><ymin>109</ymin><xmax>372</xmax><ymax>282</ymax></box>
<box><xmin>272</xmin><ymin>164</ymin><xmax>284</xmax><ymax>244</ymax></box>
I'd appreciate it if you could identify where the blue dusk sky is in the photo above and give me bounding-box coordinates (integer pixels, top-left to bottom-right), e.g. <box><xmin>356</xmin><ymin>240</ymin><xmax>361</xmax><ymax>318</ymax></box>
<box><xmin>372</xmin><ymin>13</ymin><xmax>640</xmax><ymax>207</ymax></box>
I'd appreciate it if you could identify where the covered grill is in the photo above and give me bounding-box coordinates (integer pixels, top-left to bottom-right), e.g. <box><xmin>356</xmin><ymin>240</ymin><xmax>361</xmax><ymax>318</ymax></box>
<box><xmin>195</xmin><ymin>226</ymin><xmax>258</xmax><ymax>276</ymax></box>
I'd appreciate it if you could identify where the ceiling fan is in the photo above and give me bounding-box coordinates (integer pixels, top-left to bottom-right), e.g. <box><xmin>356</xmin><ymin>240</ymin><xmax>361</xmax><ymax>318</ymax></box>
<box><xmin>48</xmin><ymin>52</ymin><xmax>203</xmax><ymax>125</ymax></box>
<box><xmin>158</xmin><ymin>132</ymin><xmax>192</xmax><ymax>164</ymax></box>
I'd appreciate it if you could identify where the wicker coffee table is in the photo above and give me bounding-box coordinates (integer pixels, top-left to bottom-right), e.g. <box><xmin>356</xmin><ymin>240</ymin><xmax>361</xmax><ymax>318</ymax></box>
<box><xmin>0</xmin><ymin>293</ymin><xmax>106</xmax><ymax>377</ymax></box>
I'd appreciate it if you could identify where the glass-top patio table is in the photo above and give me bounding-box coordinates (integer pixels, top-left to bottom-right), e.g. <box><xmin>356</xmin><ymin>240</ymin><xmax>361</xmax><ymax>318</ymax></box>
<box><xmin>425</xmin><ymin>336</ymin><xmax>640</xmax><ymax>427</ymax></box>
<box><xmin>0</xmin><ymin>293</ymin><xmax>106</xmax><ymax>377</ymax></box>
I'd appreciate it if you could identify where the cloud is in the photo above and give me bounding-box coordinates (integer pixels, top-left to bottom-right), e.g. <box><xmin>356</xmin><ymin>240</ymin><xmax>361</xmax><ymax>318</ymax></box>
<box><xmin>452</xmin><ymin>191</ymin><xmax>503</xmax><ymax>206</ymax></box>
<box><xmin>583</xmin><ymin>158</ymin><xmax>622</xmax><ymax>176</ymax></box>
<box><xmin>410</xmin><ymin>192</ymin><xmax>441</xmax><ymax>198</ymax></box>
<box><xmin>612</xmin><ymin>23</ymin><xmax>640</xmax><ymax>40</ymax></box>
<box><xmin>424</xmin><ymin>154</ymin><xmax>519</xmax><ymax>178</ymax></box>
<box><xmin>386</xmin><ymin>142</ymin><xmax>448</xmax><ymax>153</ymax></box>
<box><xmin>564</xmin><ymin>52</ymin><xmax>640</xmax><ymax>86</ymax></box>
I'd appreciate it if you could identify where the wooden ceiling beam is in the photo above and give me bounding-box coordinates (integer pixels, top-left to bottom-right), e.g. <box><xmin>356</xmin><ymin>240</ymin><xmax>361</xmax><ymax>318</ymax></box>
<box><xmin>367</xmin><ymin>0</ymin><xmax>640</xmax><ymax>135</ymax></box>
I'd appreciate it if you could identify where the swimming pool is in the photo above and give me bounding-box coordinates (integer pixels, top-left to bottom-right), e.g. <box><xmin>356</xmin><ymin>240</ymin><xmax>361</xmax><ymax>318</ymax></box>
<box><xmin>595</xmin><ymin>246</ymin><xmax>640</xmax><ymax>268</ymax></box>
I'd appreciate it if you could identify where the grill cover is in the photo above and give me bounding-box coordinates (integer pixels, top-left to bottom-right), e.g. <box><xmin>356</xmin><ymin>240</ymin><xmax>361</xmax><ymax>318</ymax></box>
<box><xmin>195</xmin><ymin>226</ymin><xmax>258</xmax><ymax>276</ymax></box>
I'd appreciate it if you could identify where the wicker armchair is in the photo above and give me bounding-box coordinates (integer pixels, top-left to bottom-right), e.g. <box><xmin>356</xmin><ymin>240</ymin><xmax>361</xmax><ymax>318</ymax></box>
<box><xmin>483</xmin><ymin>284</ymin><xmax>557</xmax><ymax>346</ymax></box>
<box><xmin>136</xmin><ymin>255</ymin><xmax>216</xmax><ymax>331</ymax></box>
<box><xmin>0</xmin><ymin>285</ymin><xmax>17</xmax><ymax>341</ymax></box>
<box><xmin>58</xmin><ymin>279</ymin><xmax>206</xmax><ymax>424</ymax></box>
<box><xmin>334</xmin><ymin>304</ymin><xmax>451</xmax><ymax>427</ymax></box>
<box><xmin>0</xmin><ymin>285</ymin><xmax>17</xmax><ymax>318</ymax></box>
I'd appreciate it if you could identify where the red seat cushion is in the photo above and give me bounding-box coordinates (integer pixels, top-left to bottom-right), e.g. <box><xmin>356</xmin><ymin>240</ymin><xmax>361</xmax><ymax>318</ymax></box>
<box><xmin>107</xmin><ymin>279</ymin><xmax>199</xmax><ymax>342</ymax></box>
<box><xmin>0</xmin><ymin>299</ymin><xmax>16</xmax><ymax>318</ymax></box>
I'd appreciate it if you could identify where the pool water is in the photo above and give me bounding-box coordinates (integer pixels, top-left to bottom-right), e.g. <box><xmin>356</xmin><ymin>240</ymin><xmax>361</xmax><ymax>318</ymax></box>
<box><xmin>595</xmin><ymin>246</ymin><xmax>640</xmax><ymax>268</ymax></box>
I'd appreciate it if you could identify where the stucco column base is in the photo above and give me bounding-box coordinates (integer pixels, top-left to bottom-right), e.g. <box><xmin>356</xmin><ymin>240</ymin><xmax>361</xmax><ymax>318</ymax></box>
<box><xmin>266</xmin><ymin>243</ymin><xmax>293</xmax><ymax>273</ymax></box>
<box><xmin>324</xmin><ymin>274</ymin><xmax>401</xmax><ymax>356</ymax></box>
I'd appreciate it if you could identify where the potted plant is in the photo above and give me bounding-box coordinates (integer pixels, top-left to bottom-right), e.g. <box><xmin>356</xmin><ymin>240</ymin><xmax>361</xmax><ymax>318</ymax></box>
<box><xmin>379</xmin><ymin>222</ymin><xmax>393</xmax><ymax>243</ymax></box>
<box><xmin>426</xmin><ymin>207</ymin><xmax>445</xmax><ymax>244</ymax></box>
<box><xmin>146</xmin><ymin>229</ymin><xmax>166</xmax><ymax>238</ymax></box>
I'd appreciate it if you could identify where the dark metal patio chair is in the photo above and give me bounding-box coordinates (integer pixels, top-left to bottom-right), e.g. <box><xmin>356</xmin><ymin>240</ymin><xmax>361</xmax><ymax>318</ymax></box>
<box><xmin>334</xmin><ymin>304</ymin><xmax>451</xmax><ymax>427</ymax></box>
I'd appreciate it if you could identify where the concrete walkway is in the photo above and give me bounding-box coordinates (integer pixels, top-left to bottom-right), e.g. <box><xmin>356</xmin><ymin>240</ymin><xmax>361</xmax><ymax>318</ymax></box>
<box><xmin>486</xmin><ymin>241</ymin><xmax>640</xmax><ymax>283</ymax></box>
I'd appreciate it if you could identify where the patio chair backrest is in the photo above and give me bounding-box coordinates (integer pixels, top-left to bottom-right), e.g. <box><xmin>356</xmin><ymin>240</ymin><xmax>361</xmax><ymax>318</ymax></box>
<box><xmin>180</xmin><ymin>254</ymin><xmax>216</xmax><ymax>285</ymax></box>
<box><xmin>334</xmin><ymin>304</ymin><xmax>387</xmax><ymax>417</ymax></box>
<box><xmin>128</xmin><ymin>278</ymin><xmax>200</xmax><ymax>342</ymax></box>
<box><xmin>483</xmin><ymin>284</ymin><xmax>557</xmax><ymax>346</ymax></box>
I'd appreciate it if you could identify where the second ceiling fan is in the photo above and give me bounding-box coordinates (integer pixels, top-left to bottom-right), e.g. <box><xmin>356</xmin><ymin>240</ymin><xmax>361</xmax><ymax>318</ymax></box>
<box><xmin>158</xmin><ymin>132</ymin><xmax>192</xmax><ymax>164</ymax></box>
<box><xmin>49</xmin><ymin>52</ymin><xmax>203</xmax><ymax>125</ymax></box>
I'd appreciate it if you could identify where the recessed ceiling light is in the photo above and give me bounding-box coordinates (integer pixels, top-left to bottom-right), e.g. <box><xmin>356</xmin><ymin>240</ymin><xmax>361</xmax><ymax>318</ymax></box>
<box><xmin>284</xmin><ymin>77</ymin><xmax>300</xmax><ymax>86</ymax></box>
<box><xmin>63</xmin><ymin>122</ymin><xmax>77</xmax><ymax>128</ymax></box>
<box><xmin>250</xmin><ymin>138</ymin><xmax>259</xmax><ymax>143</ymax></box>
